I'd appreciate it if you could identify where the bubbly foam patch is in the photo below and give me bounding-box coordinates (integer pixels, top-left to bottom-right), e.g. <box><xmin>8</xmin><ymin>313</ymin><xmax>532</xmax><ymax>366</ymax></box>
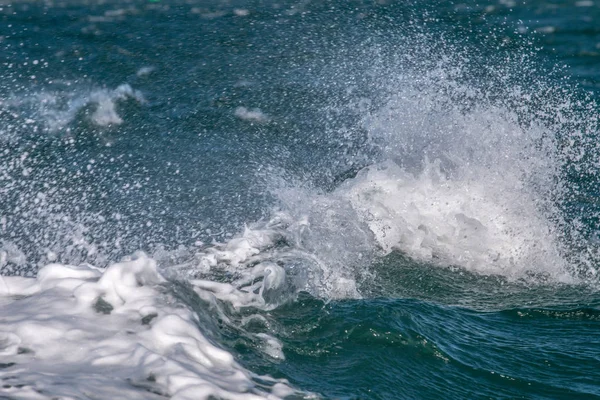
<box><xmin>234</xmin><ymin>106</ymin><xmax>270</xmax><ymax>123</ymax></box>
<box><xmin>167</xmin><ymin>216</ymin><xmax>366</xmax><ymax>302</ymax></box>
<box><xmin>2</xmin><ymin>83</ymin><xmax>144</xmax><ymax>133</ymax></box>
<box><xmin>0</xmin><ymin>253</ymin><xmax>295</xmax><ymax>400</ymax></box>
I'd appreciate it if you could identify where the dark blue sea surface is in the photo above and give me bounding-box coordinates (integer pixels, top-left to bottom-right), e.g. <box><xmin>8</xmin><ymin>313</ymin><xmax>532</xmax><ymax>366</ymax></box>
<box><xmin>2</xmin><ymin>0</ymin><xmax>600</xmax><ymax>399</ymax></box>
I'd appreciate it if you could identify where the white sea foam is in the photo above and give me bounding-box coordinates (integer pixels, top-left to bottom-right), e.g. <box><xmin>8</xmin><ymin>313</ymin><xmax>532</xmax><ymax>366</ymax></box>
<box><xmin>235</xmin><ymin>107</ymin><xmax>270</xmax><ymax>123</ymax></box>
<box><xmin>137</xmin><ymin>66</ymin><xmax>156</xmax><ymax>77</ymax></box>
<box><xmin>0</xmin><ymin>252</ymin><xmax>295</xmax><ymax>399</ymax></box>
<box><xmin>3</xmin><ymin>83</ymin><xmax>144</xmax><ymax>132</ymax></box>
<box><xmin>338</xmin><ymin>160</ymin><xmax>569</xmax><ymax>280</ymax></box>
<box><xmin>89</xmin><ymin>84</ymin><xmax>144</xmax><ymax>126</ymax></box>
<box><xmin>343</xmin><ymin>81</ymin><xmax>572</xmax><ymax>280</ymax></box>
<box><xmin>0</xmin><ymin>241</ymin><xmax>27</xmax><ymax>270</ymax></box>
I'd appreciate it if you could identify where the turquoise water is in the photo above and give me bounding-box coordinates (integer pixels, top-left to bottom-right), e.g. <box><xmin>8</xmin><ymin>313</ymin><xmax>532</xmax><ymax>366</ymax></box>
<box><xmin>2</xmin><ymin>0</ymin><xmax>600</xmax><ymax>399</ymax></box>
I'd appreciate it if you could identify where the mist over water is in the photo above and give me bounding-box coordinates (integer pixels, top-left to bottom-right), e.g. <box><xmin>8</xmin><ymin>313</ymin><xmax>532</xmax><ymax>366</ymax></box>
<box><xmin>2</xmin><ymin>1</ymin><xmax>600</xmax><ymax>399</ymax></box>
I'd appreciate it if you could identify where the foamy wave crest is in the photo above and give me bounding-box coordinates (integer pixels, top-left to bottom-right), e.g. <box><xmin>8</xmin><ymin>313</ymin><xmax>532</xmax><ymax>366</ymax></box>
<box><xmin>335</xmin><ymin>79</ymin><xmax>574</xmax><ymax>280</ymax></box>
<box><xmin>165</xmin><ymin>211</ymin><xmax>369</xmax><ymax>302</ymax></box>
<box><xmin>339</xmin><ymin>160</ymin><xmax>569</xmax><ymax>280</ymax></box>
<box><xmin>0</xmin><ymin>252</ymin><xmax>296</xmax><ymax>399</ymax></box>
<box><xmin>208</xmin><ymin>67</ymin><xmax>590</xmax><ymax>291</ymax></box>
<box><xmin>168</xmin><ymin>84</ymin><xmax>581</xmax><ymax>299</ymax></box>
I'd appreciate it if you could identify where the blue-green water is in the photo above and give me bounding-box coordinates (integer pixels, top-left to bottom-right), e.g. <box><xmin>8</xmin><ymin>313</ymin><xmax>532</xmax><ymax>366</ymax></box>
<box><xmin>2</xmin><ymin>0</ymin><xmax>600</xmax><ymax>399</ymax></box>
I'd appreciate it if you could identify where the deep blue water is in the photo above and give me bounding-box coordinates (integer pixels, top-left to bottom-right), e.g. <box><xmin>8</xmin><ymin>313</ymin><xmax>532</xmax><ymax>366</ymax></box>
<box><xmin>3</xmin><ymin>0</ymin><xmax>600</xmax><ymax>399</ymax></box>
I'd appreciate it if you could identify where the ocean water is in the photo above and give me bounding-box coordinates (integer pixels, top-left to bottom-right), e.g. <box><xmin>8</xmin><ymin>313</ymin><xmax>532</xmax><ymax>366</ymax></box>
<box><xmin>2</xmin><ymin>0</ymin><xmax>600</xmax><ymax>399</ymax></box>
